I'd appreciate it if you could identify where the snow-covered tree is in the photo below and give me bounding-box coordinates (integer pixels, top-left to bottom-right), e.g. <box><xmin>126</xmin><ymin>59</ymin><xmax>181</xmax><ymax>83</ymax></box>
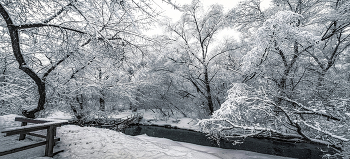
<box><xmin>200</xmin><ymin>4</ymin><xmax>350</xmax><ymax>157</ymax></box>
<box><xmin>199</xmin><ymin>82</ymin><xmax>349</xmax><ymax>156</ymax></box>
<box><xmin>0</xmin><ymin>0</ymin><xmax>158</xmax><ymax>118</ymax></box>
<box><xmin>162</xmin><ymin>0</ymin><xmax>240</xmax><ymax>115</ymax></box>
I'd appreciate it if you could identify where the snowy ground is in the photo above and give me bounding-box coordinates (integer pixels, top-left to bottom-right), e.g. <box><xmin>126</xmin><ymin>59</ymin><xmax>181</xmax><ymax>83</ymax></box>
<box><xmin>0</xmin><ymin>112</ymin><xmax>295</xmax><ymax>159</ymax></box>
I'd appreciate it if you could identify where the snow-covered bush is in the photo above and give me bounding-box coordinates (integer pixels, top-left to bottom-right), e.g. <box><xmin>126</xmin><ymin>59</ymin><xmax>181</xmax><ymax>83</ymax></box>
<box><xmin>198</xmin><ymin>83</ymin><xmax>284</xmax><ymax>144</ymax></box>
<box><xmin>199</xmin><ymin>82</ymin><xmax>350</xmax><ymax>157</ymax></box>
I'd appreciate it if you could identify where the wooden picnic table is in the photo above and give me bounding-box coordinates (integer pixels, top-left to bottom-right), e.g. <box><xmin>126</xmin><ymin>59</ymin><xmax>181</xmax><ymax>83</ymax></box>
<box><xmin>1</xmin><ymin>117</ymin><xmax>68</xmax><ymax>157</ymax></box>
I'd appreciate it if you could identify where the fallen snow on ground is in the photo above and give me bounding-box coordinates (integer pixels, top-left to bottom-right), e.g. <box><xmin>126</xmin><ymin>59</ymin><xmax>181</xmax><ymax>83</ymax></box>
<box><xmin>55</xmin><ymin>125</ymin><xmax>219</xmax><ymax>159</ymax></box>
<box><xmin>139</xmin><ymin>109</ymin><xmax>200</xmax><ymax>130</ymax></box>
<box><xmin>46</xmin><ymin>111</ymin><xmax>73</xmax><ymax>120</ymax></box>
<box><xmin>1</xmin><ymin>113</ymin><xmax>295</xmax><ymax>159</ymax></box>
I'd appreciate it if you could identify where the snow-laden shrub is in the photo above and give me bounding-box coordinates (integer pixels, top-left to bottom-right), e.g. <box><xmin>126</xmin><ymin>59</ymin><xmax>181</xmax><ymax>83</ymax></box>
<box><xmin>198</xmin><ymin>83</ymin><xmax>283</xmax><ymax>144</ymax></box>
<box><xmin>198</xmin><ymin>83</ymin><xmax>350</xmax><ymax>158</ymax></box>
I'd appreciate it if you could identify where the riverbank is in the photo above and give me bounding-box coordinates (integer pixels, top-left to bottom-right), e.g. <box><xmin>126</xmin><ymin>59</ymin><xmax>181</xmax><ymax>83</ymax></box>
<box><xmin>124</xmin><ymin>124</ymin><xmax>334</xmax><ymax>159</ymax></box>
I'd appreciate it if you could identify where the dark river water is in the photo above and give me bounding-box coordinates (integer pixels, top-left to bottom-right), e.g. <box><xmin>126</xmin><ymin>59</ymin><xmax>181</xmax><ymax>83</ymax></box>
<box><xmin>123</xmin><ymin>124</ymin><xmax>336</xmax><ymax>159</ymax></box>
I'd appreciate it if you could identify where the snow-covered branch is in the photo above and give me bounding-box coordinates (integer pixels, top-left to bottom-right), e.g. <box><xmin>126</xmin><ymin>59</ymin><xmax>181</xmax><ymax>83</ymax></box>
<box><xmin>277</xmin><ymin>96</ymin><xmax>342</xmax><ymax>121</ymax></box>
<box><xmin>298</xmin><ymin>120</ymin><xmax>349</xmax><ymax>142</ymax></box>
<box><xmin>16</xmin><ymin>23</ymin><xmax>86</xmax><ymax>34</ymax></box>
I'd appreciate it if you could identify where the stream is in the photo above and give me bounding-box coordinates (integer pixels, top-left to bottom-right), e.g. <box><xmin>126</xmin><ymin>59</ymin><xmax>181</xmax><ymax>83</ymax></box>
<box><xmin>123</xmin><ymin>124</ymin><xmax>336</xmax><ymax>159</ymax></box>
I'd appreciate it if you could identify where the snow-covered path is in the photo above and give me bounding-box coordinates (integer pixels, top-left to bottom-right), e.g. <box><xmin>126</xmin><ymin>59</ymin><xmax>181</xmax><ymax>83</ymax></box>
<box><xmin>1</xmin><ymin>114</ymin><xmax>294</xmax><ymax>159</ymax></box>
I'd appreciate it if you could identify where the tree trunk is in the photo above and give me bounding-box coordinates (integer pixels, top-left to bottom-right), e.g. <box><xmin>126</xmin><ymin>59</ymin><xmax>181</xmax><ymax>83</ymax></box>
<box><xmin>100</xmin><ymin>97</ymin><xmax>105</xmax><ymax>111</ymax></box>
<box><xmin>76</xmin><ymin>94</ymin><xmax>84</xmax><ymax>110</ymax></box>
<box><xmin>98</xmin><ymin>68</ymin><xmax>105</xmax><ymax>111</ymax></box>
<box><xmin>70</xmin><ymin>104</ymin><xmax>83</xmax><ymax>120</ymax></box>
<box><xmin>0</xmin><ymin>4</ymin><xmax>46</xmax><ymax>118</ymax></box>
<box><xmin>204</xmin><ymin>67</ymin><xmax>214</xmax><ymax>115</ymax></box>
<box><xmin>1</xmin><ymin>57</ymin><xmax>6</xmax><ymax>109</ymax></box>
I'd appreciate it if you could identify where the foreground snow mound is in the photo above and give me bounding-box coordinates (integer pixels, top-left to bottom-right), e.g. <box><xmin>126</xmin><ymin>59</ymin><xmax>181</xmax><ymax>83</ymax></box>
<box><xmin>55</xmin><ymin>125</ymin><xmax>219</xmax><ymax>159</ymax></box>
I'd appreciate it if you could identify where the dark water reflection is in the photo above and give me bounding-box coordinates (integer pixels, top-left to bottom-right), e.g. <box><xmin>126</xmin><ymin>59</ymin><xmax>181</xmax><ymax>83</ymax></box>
<box><xmin>123</xmin><ymin>125</ymin><xmax>335</xmax><ymax>159</ymax></box>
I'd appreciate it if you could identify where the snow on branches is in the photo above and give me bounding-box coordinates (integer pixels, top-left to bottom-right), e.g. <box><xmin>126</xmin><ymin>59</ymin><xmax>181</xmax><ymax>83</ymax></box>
<box><xmin>198</xmin><ymin>83</ymin><xmax>283</xmax><ymax>143</ymax></box>
<box><xmin>198</xmin><ymin>82</ymin><xmax>350</xmax><ymax>151</ymax></box>
<box><xmin>241</xmin><ymin>11</ymin><xmax>319</xmax><ymax>74</ymax></box>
